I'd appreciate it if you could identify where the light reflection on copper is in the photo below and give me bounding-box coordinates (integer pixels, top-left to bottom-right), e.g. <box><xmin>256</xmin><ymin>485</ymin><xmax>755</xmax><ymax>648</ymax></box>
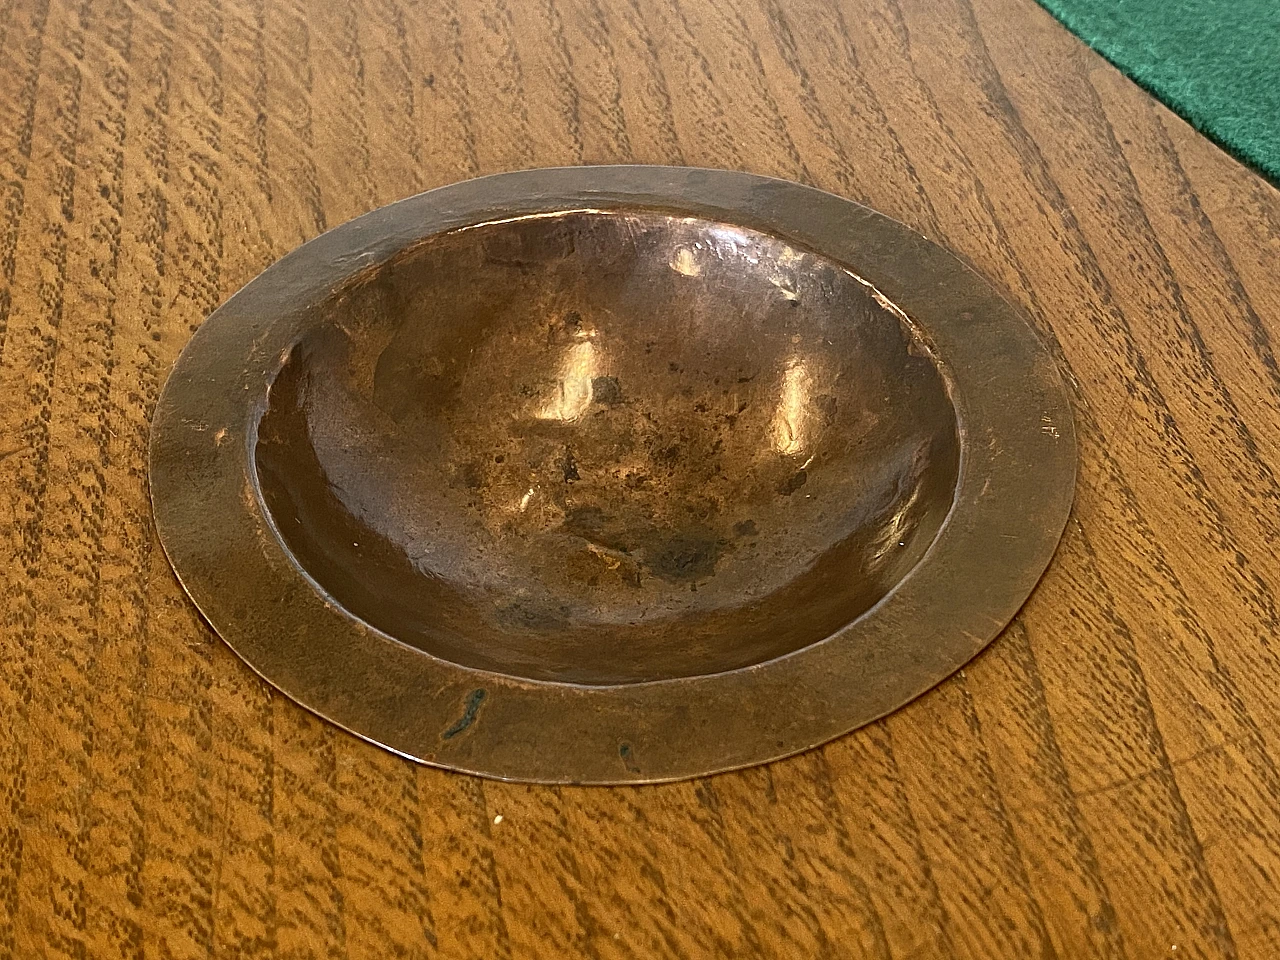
<box><xmin>669</xmin><ymin>246</ymin><xmax>702</xmax><ymax>277</ymax></box>
<box><xmin>872</xmin><ymin>486</ymin><xmax>921</xmax><ymax>561</ymax></box>
<box><xmin>538</xmin><ymin>339</ymin><xmax>598</xmax><ymax>422</ymax></box>
<box><xmin>773</xmin><ymin>358</ymin><xmax>812</xmax><ymax>456</ymax></box>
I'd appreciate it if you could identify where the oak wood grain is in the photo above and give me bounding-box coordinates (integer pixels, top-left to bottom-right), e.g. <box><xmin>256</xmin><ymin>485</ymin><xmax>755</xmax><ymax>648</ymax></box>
<box><xmin>2</xmin><ymin>0</ymin><xmax>1279</xmax><ymax>956</ymax></box>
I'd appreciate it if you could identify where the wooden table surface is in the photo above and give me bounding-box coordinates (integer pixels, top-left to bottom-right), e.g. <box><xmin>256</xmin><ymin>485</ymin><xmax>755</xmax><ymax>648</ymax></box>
<box><xmin>3</xmin><ymin>0</ymin><xmax>1280</xmax><ymax>956</ymax></box>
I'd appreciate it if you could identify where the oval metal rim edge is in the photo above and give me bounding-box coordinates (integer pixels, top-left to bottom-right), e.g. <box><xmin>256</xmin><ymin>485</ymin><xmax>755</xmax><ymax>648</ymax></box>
<box><xmin>149</xmin><ymin>166</ymin><xmax>1077</xmax><ymax>784</ymax></box>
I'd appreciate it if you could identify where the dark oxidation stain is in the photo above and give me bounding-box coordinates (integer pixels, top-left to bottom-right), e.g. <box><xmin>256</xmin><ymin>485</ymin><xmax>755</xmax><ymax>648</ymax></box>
<box><xmin>777</xmin><ymin>469</ymin><xmax>808</xmax><ymax>496</ymax></box>
<box><xmin>648</xmin><ymin>530</ymin><xmax>720</xmax><ymax>581</ymax></box>
<box><xmin>591</xmin><ymin>375</ymin><xmax>622</xmax><ymax>405</ymax></box>
<box><xmin>457</xmin><ymin>460</ymin><xmax>485</xmax><ymax>490</ymax></box>
<box><xmin>734</xmin><ymin>519</ymin><xmax>758</xmax><ymax>537</ymax></box>
<box><xmin>653</xmin><ymin>440</ymin><xmax>683</xmax><ymax>466</ymax></box>
<box><xmin>815</xmin><ymin>393</ymin><xmax>838</xmax><ymax>424</ymax></box>
<box><xmin>562</xmin><ymin>446</ymin><xmax>580</xmax><ymax>482</ymax></box>
<box><xmin>619</xmin><ymin>742</ymin><xmax>641</xmax><ymax>774</ymax></box>
<box><xmin>563</xmin><ymin>504</ymin><xmax>632</xmax><ymax>553</ymax></box>
<box><xmin>442</xmin><ymin>688</ymin><xmax>487</xmax><ymax>739</ymax></box>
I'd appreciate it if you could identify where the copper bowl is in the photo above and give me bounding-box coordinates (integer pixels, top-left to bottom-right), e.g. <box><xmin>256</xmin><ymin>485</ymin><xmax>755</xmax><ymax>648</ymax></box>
<box><xmin>150</xmin><ymin>167</ymin><xmax>1075</xmax><ymax>783</ymax></box>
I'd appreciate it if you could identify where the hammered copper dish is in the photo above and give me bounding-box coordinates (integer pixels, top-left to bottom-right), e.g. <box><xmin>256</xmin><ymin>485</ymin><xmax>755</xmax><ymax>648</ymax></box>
<box><xmin>149</xmin><ymin>166</ymin><xmax>1076</xmax><ymax>783</ymax></box>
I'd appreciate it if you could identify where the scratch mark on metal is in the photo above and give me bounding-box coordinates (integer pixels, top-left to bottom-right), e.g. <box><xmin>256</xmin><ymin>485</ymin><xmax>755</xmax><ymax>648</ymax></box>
<box><xmin>443</xmin><ymin>689</ymin><xmax>487</xmax><ymax>739</ymax></box>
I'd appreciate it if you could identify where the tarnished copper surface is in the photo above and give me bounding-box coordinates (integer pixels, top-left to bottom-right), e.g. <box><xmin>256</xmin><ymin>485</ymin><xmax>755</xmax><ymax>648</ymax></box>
<box><xmin>256</xmin><ymin>212</ymin><xmax>960</xmax><ymax>684</ymax></box>
<box><xmin>150</xmin><ymin>167</ymin><xmax>1076</xmax><ymax>782</ymax></box>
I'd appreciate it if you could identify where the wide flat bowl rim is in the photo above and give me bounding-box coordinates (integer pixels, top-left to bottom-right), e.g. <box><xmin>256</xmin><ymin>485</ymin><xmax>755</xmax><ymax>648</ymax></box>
<box><xmin>149</xmin><ymin>165</ymin><xmax>1076</xmax><ymax>784</ymax></box>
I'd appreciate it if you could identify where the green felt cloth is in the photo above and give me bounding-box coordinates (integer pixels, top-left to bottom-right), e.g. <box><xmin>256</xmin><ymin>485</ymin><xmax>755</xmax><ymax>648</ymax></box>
<box><xmin>1035</xmin><ymin>0</ymin><xmax>1280</xmax><ymax>182</ymax></box>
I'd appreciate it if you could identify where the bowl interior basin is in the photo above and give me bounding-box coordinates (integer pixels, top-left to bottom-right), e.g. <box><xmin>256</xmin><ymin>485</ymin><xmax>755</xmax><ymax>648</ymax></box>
<box><xmin>253</xmin><ymin>210</ymin><xmax>961</xmax><ymax>685</ymax></box>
